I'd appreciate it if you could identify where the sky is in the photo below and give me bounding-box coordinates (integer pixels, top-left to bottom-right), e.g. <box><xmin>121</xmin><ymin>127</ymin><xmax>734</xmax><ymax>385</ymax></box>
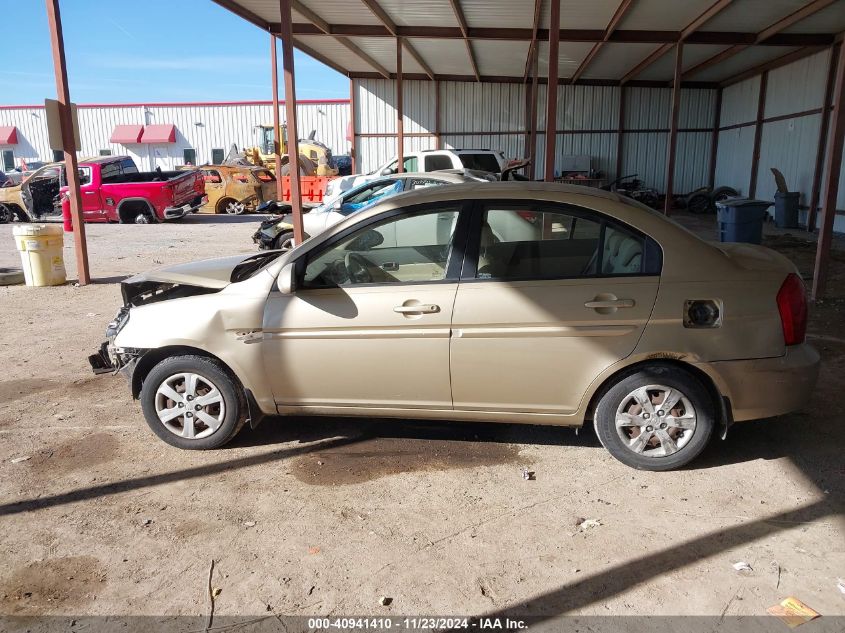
<box><xmin>0</xmin><ymin>0</ymin><xmax>349</xmax><ymax>105</ymax></box>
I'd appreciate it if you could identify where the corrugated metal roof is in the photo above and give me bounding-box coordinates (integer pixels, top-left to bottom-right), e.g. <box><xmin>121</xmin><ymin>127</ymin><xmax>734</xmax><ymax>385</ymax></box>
<box><xmin>583</xmin><ymin>43</ymin><xmax>661</xmax><ymax>80</ymax></box>
<box><xmin>704</xmin><ymin>0</ymin><xmax>811</xmax><ymax>33</ymax></box>
<box><xmin>638</xmin><ymin>45</ymin><xmax>730</xmax><ymax>82</ymax></box>
<box><xmin>375</xmin><ymin>0</ymin><xmax>457</xmax><ymax>27</ymax></box>
<box><xmin>221</xmin><ymin>0</ymin><xmax>841</xmax><ymax>84</ymax></box>
<box><xmin>617</xmin><ymin>0</ymin><xmax>717</xmax><ymax>31</ymax></box>
<box><xmin>691</xmin><ymin>46</ymin><xmax>800</xmax><ymax>83</ymax></box>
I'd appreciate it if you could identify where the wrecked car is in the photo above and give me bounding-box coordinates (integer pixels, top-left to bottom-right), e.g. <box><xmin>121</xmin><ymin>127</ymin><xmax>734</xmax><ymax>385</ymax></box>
<box><xmin>89</xmin><ymin>181</ymin><xmax>818</xmax><ymax>471</ymax></box>
<box><xmin>185</xmin><ymin>164</ymin><xmax>276</xmax><ymax>215</ymax></box>
<box><xmin>253</xmin><ymin>171</ymin><xmax>475</xmax><ymax>251</ymax></box>
<box><xmin>0</xmin><ymin>161</ymin><xmax>66</xmax><ymax>222</ymax></box>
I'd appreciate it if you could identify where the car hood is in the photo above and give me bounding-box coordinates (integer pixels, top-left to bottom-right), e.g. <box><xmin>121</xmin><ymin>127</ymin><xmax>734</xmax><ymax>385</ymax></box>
<box><xmin>125</xmin><ymin>253</ymin><xmax>253</xmax><ymax>289</ymax></box>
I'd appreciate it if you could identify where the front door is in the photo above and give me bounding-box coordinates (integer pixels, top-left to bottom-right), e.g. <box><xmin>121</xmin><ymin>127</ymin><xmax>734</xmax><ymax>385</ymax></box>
<box><xmin>262</xmin><ymin>203</ymin><xmax>467</xmax><ymax>411</ymax></box>
<box><xmin>450</xmin><ymin>203</ymin><xmax>661</xmax><ymax>415</ymax></box>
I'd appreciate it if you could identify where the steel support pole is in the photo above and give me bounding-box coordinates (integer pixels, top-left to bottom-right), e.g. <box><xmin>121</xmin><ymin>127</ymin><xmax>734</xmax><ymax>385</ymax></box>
<box><xmin>527</xmin><ymin>46</ymin><xmax>539</xmax><ymax>179</ymax></box>
<box><xmin>808</xmin><ymin>43</ymin><xmax>839</xmax><ymax>232</ymax></box>
<box><xmin>664</xmin><ymin>42</ymin><xmax>683</xmax><ymax>216</ymax></box>
<box><xmin>434</xmin><ymin>80</ymin><xmax>441</xmax><ymax>150</ymax></box>
<box><xmin>616</xmin><ymin>86</ymin><xmax>625</xmax><ymax>181</ymax></box>
<box><xmin>279</xmin><ymin>0</ymin><xmax>304</xmax><ymax>245</ymax></box>
<box><xmin>543</xmin><ymin>0</ymin><xmax>560</xmax><ymax>182</ymax></box>
<box><xmin>46</xmin><ymin>0</ymin><xmax>89</xmax><ymax>285</ymax></box>
<box><xmin>270</xmin><ymin>33</ymin><xmax>283</xmax><ymax>200</ymax></box>
<box><xmin>749</xmin><ymin>71</ymin><xmax>768</xmax><ymax>198</ymax></box>
<box><xmin>349</xmin><ymin>78</ymin><xmax>357</xmax><ymax>173</ymax></box>
<box><xmin>708</xmin><ymin>87</ymin><xmax>723</xmax><ymax>189</ymax></box>
<box><xmin>812</xmin><ymin>41</ymin><xmax>845</xmax><ymax>301</ymax></box>
<box><xmin>396</xmin><ymin>37</ymin><xmax>404</xmax><ymax>173</ymax></box>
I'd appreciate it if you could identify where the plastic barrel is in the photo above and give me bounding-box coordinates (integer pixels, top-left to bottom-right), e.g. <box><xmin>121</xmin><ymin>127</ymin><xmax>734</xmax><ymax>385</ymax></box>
<box><xmin>12</xmin><ymin>224</ymin><xmax>67</xmax><ymax>286</ymax></box>
<box><xmin>716</xmin><ymin>199</ymin><xmax>772</xmax><ymax>245</ymax></box>
<box><xmin>774</xmin><ymin>191</ymin><xmax>800</xmax><ymax>229</ymax></box>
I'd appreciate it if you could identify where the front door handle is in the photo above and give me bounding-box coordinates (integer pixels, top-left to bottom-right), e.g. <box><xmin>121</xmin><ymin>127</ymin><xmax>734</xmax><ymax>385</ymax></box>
<box><xmin>584</xmin><ymin>299</ymin><xmax>635</xmax><ymax>309</ymax></box>
<box><xmin>394</xmin><ymin>304</ymin><xmax>440</xmax><ymax>314</ymax></box>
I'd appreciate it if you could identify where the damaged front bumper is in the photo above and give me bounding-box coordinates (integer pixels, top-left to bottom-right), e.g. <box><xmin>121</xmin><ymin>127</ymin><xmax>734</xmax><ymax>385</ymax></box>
<box><xmin>252</xmin><ymin>214</ymin><xmax>292</xmax><ymax>249</ymax></box>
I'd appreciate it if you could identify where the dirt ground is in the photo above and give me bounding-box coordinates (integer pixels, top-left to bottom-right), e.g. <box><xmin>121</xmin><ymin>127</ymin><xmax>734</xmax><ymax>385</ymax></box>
<box><xmin>0</xmin><ymin>212</ymin><xmax>843</xmax><ymax>625</ymax></box>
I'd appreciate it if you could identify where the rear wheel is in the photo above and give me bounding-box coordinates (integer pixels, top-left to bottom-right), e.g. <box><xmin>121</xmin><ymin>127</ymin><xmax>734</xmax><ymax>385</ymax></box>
<box><xmin>593</xmin><ymin>364</ymin><xmax>715</xmax><ymax>470</ymax></box>
<box><xmin>217</xmin><ymin>197</ymin><xmax>246</xmax><ymax>215</ymax></box>
<box><xmin>140</xmin><ymin>355</ymin><xmax>248</xmax><ymax>450</ymax></box>
<box><xmin>0</xmin><ymin>204</ymin><xmax>12</xmax><ymax>223</ymax></box>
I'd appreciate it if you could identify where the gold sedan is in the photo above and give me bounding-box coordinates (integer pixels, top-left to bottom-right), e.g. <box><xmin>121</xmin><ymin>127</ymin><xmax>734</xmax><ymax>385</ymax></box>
<box><xmin>89</xmin><ymin>182</ymin><xmax>819</xmax><ymax>471</ymax></box>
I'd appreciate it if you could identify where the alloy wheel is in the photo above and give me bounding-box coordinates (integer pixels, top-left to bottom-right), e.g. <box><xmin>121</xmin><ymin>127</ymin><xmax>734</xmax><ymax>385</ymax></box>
<box><xmin>154</xmin><ymin>372</ymin><xmax>226</xmax><ymax>440</ymax></box>
<box><xmin>614</xmin><ymin>384</ymin><xmax>697</xmax><ymax>458</ymax></box>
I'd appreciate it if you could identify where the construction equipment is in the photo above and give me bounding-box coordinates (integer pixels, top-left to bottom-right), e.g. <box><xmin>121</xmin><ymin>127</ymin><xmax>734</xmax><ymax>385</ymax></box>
<box><xmin>245</xmin><ymin>124</ymin><xmax>338</xmax><ymax>177</ymax></box>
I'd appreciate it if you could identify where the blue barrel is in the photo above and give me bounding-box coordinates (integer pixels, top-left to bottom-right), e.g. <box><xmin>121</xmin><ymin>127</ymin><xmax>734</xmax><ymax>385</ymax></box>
<box><xmin>716</xmin><ymin>199</ymin><xmax>772</xmax><ymax>244</ymax></box>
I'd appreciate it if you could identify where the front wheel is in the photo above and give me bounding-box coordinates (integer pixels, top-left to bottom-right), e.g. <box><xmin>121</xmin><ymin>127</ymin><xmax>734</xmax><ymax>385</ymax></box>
<box><xmin>140</xmin><ymin>355</ymin><xmax>248</xmax><ymax>450</ymax></box>
<box><xmin>0</xmin><ymin>204</ymin><xmax>12</xmax><ymax>224</ymax></box>
<box><xmin>593</xmin><ymin>364</ymin><xmax>715</xmax><ymax>471</ymax></box>
<box><xmin>272</xmin><ymin>230</ymin><xmax>295</xmax><ymax>252</ymax></box>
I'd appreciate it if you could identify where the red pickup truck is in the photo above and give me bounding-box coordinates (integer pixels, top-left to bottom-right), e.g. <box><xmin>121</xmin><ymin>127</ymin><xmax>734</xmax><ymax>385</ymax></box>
<box><xmin>60</xmin><ymin>156</ymin><xmax>206</xmax><ymax>223</ymax></box>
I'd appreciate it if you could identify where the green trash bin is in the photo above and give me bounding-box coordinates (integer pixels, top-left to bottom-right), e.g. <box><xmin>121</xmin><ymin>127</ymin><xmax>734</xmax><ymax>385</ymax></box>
<box><xmin>716</xmin><ymin>199</ymin><xmax>772</xmax><ymax>244</ymax></box>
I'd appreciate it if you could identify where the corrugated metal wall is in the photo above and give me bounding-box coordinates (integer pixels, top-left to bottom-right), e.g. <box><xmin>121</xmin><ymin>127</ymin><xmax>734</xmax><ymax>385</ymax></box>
<box><xmin>0</xmin><ymin>100</ymin><xmax>350</xmax><ymax>171</ymax></box>
<box><xmin>353</xmin><ymin>78</ymin><xmax>715</xmax><ymax>192</ymax></box>
<box><xmin>714</xmin><ymin>48</ymin><xmax>844</xmax><ymax>231</ymax></box>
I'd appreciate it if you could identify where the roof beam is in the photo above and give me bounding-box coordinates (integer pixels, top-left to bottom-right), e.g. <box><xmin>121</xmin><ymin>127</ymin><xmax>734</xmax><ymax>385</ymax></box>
<box><xmin>292</xmin><ymin>37</ymin><xmax>349</xmax><ymax>76</ymax></box>
<box><xmin>523</xmin><ymin>0</ymin><xmax>543</xmax><ymax>82</ymax></box>
<box><xmin>684</xmin><ymin>0</ymin><xmax>837</xmax><ymax>80</ymax></box>
<box><xmin>359</xmin><ymin>0</ymin><xmax>435</xmax><ymax>80</ymax></box>
<box><xmin>335</xmin><ymin>36</ymin><xmax>391</xmax><ymax>78</ymax></box>
<box><xmin>211</xmin><ymin>0</ymin><xmax>270</xmax><ymax>30</ymax></box>
<box><xmin>448</xmin><ymin>0</ymin><xmax>480</xmax><ymax>81</ymax></box>
<box><xmin>622</xmin><ymin>0</ymin><xmax>735</xmax><ymax>84</ymax></box>
<box><xmin>571</xmin><ymin>0</ymin><xmax>636</xmax><ymax>84</ymax></box>
<box><xmin>348</xmin><ymin>70</ymin><xmax>719</xmax><ymax>88</ymax></box>
<box><xmin>283</xmin><ymin>23</ymin><xmax>834</xmax><ymax>46</ymax></box>
<box><xmin>291</xmin><ymin>0</ymin><xmax>330</xmax><ymax>33</ymax></box>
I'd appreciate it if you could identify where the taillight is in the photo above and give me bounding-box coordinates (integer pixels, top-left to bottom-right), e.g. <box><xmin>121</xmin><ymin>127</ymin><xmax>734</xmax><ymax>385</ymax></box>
<box><xmin>776</xmin><ymin>273</ymin><xmax>807</xmax><ymax>345</ymax></box>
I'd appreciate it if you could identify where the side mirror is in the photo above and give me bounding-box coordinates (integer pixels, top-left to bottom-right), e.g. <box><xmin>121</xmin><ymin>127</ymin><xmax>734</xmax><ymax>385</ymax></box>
<box><xmin>278</xmin><ymin>262</ymin><xmax>297</xmax><ymax>295</ymax></box>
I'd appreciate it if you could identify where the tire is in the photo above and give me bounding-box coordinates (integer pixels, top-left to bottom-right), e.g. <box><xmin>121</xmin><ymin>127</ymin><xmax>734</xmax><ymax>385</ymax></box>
<box><xmin>712</xmin><ymin>186</ymin><xmax>738</xmax><ymax>204</ymax></box>
<box><xmin>217</xmin><ymin>197</ymin><xmax>246</xmax><ymax>215</ymax></box>
<box><xmin>272</xmin><ymin>230</ymin><xmax>295</xmax><ymax>252</ymax></box>
<box><xmin>0</xmin><ymin>204</ymin><xmax>11</xmax><ymax>224</ymax></box>
<box><xmin>593</xmin><ymin>363</ymin><xmax>715</xmax><ymax>471</ymax></box>
<box><xmin>135</xmin><ymin>213</ymin><xmax>152</xmax><ymax>224</ymax></box>
<box><xmin>687</xmin><ymin>192</ymin><xmax>711</xmax><ymax>214</ymax></box>
<box><xmin>140</xmin><ymin>355</ymin><xmax>248</xmax><ymax>450</ymax></box>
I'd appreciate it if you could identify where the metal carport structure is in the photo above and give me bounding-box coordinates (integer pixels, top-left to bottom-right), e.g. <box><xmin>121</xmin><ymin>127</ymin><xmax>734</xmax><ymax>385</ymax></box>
<box><xmin>48</xmin><ymin>0</ymin><xmax>845</xmax><ymax>299</ymax></box>
<box><xmin>212</xmin><ymin>0</ymin><xmax>845</xmax><ymax>299</ymax></box>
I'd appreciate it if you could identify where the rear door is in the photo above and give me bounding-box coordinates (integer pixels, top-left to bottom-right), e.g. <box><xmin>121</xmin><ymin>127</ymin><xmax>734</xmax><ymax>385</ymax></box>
<box><xmin>449</xmin><ymin>201</ymin><xmax>661</xmax><ymax>415</ymax></box>
<box><xmin>202</xmin><ymin>169</ymin><xmax>224</xmax><ymax>212</ymax></box>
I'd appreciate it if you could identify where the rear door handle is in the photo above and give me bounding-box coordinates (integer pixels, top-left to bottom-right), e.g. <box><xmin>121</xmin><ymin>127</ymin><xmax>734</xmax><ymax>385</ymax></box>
<box><xmin>584</xmin><ymin>299</ymin><xmax>635</xmax><ymax>309</ymax></box>
<box><xmin>394</xmin><ymin>304</ymin><xmax>440</xmax><ymax>314</ymax></box>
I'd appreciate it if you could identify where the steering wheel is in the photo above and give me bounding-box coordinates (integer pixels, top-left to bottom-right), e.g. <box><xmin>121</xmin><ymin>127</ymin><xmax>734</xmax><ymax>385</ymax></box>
<box><xmin>344</xmin><ymin>252</ymin><xmax>373</xmax><ymax>284</ymax></box>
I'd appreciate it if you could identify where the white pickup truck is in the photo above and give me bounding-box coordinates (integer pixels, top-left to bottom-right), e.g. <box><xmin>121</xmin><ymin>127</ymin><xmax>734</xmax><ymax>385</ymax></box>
<box><xmin>326</xmin><ymin>148</ymin><xmax>508</xmax><ymax>198</ymax></box>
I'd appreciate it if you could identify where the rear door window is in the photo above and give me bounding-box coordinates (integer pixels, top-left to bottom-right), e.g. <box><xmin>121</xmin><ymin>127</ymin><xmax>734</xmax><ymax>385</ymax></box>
<box><xmin>459</xmin><ymin>153</ymin><xmax>500</xmax><ymax>172</ymax></box>
<box><xmin>424</xmin><ymin>155</ymin><xmax>453</xmax><ymax>171</ymax></box>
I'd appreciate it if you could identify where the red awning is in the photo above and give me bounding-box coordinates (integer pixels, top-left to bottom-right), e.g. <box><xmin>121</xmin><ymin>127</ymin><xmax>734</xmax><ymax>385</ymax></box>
<box><xmin>0</xmin><ymin>126</ymin><xmax>18</xmax><ymax>145</ymax></box>
<box><xmin>140</xmin><ymin>124</ymin><xmax>176</xmax><ymax>144</ymax></box>
<box><xmin>110</xmin><ymin>124</ymin><xmax>143</xmax><ymax>144</ymax></box>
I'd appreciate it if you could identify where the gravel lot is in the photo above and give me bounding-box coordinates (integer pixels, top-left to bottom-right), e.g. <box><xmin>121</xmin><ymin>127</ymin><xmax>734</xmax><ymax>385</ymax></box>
<box><xmin>0</xmin><ymin>212</ymin><xmax>843</xmax><ymax>623</ymax></box>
